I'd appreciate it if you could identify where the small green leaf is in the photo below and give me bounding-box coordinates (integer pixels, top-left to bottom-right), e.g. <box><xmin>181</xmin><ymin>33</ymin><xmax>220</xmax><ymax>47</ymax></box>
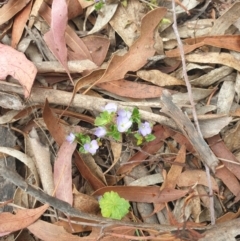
<box><xmin>95</xmin><ymin>1</ymin><xmax>104</xmax><ymax>10</ymax></box>
<box><xmin>161</xmin><ymin>18</ymin><xmax>171</xmax><ymax>24</ymax></box>
<box><xmin>95</xmin><ymin>111</ymin><xmax>113</xmax><ymax>126</ymax></box>
<box><xmin>75</xmin><ymin>133</ymin><xmax>91</xmax><ymax>145</ymax></box>
<box><xmin>108</xmin><ymin>124</ymin><xmax>121</xmax><ymax>141</ymax></box>
<box><xmin>131</xmin><ymin>107</ymin><xmax>140</xmax><ymax>124</ymax></box>
<box><xmin>121</xmin><ymin>0</ymin><xmax>127</xmax><ymax>7</ymax></box>
<box><xmin>99</xmin><ymin>191</ymin><xmax>130</xmax><ymax>220</ymax></box>
<box><xmin>134</xmin><ymin>132</ymin><xmax>143</xmax><ymax>145</ymax></box>
<box><xmin>79</xmin><ymin>146</ymin><xmax>87</xmax><ymax>153</ymax></box>
<box><xmin>145</xmin><ymin>134</ymin><xmax>156</xmax><ymax>142</ymax></box>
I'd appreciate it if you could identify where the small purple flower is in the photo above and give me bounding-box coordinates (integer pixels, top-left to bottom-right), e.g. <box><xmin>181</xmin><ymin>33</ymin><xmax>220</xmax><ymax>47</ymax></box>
<box><xmin>94</xmin><ymin>126</ymin><xmax>107</xmax><ymax>138</ymax></box>
<box><xmin>116</xmin><ymin>116</ymin><xmax>132</xmax><ymax>132</ymax></box>
<box><xmin>117</xmin><ymin>109</ymin><xmax>132</xmax><ymax>119</ymax></box>
<box><xmin>83</xmin><ymin>140</ymin><xmax>99</xmax><ymax>155</ymax></box>
<box><xmin>138</xmin><ymin>122</ymin><xmax>152</xmax><ymax>136</ymax></box>
<box><xmin>66</xmin><ymin>133</ymin><xmax>75</xmax><ymax>143</ymax></box>
<box><xmin>104</xmin><ymin>103</ymin><xmax>117</xmax><ymax>113</ymax></box>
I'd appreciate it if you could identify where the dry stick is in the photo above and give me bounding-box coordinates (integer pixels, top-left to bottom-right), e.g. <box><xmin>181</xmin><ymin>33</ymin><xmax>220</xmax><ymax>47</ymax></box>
<box><xmin>171</xmin><ymin>0</ymin><xmax>215</xmax><ymax>225</ymax></box>
<box><xmin>0</xmin><ymin>81</ymin><xmax>177</xmax><ymax>130</ymax></box>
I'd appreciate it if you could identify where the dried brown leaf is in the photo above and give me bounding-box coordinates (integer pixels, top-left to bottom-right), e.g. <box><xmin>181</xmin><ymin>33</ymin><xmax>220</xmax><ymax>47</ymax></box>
<box><xmin>0</xmin><ymin>0</ymin><xmax>31</xmax><ymax>25</ymax></box>
<box><xmin>0</xmin><ymin>43</ymin><xmax>37</xmax><ymax>98</ymax></box>
<box><xmin>0</xmin><ymin>204</ymin><xmax>48</xmax><ymax>234</ymax></box>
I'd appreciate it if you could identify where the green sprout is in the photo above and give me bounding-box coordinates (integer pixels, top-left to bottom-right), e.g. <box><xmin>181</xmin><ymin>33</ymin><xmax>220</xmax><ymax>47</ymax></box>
<box><xmin>99</xmin><ymin>191</ymin><xmax>130</xmax><ymax>220</ymax></box>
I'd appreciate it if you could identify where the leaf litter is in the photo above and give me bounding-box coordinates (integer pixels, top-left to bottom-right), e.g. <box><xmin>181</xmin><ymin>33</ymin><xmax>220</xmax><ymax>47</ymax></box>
<box><xmin>1</xmin><ymin>0</ymin><xmax>240</xmax><ymax>240</ymax></box>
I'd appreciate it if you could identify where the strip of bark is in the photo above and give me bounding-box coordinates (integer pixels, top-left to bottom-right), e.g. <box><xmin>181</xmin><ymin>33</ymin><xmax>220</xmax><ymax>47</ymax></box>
<box><xmin>160</xmin><ymin>91</ymin><xmax>219</xmax><ymax>172</ymax></box>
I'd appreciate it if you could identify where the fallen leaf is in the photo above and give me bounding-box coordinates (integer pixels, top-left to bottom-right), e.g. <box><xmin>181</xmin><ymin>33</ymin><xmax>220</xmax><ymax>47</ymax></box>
<box><xmin>28</xmin><ymin>0</ymin><xmax>45</xmax><ymax>28</ymax></box>
<box><xmin>93</xmin><ymin>186</ymin><xmax>188</xmax><ymax>203</ymax></box>
<box><xmin>74</xmin><ymin>151</ymin><xmax>106</xmax><ymax>190</ymax></box>
<box><xmin>28</xmin><ymin>220</ymin><xmax>99</xmax><ymax>241</ymax></box>
<box><xmin>215</xmin><ymin>166</ymin><xmax>240</xmax><ymax>197</ymax></box>
<box><xmin>67</xmin><ymin>0</ymin><xmax>83</xmax><ymax>19</ymax></box>
<box><xmin>82</xmin><ymin>35</ymin><xmax>110</xmax><ymax>66</ymax></box>
<box><xmin>0</xmin><ymin>43</ymin><xmax>37</xmax><ymax>98</ymax></box>
<box><xmin>185</xmin><ymin>53</ymin><xmax>240</xmax><ymax>72</ymax></box>
<box><xmin>163</xmin><ymin>145</ymin><xmax>186</xmax><ymax>190</ymax></box>
<box><xmin>0</xmin><ymin>204</ymin><xmax>48</xmax><ymax>234</ymax></box>
<box><xmin>39</xmin><ymin>1</ymin><xmax>92</xmax><ymax>61</ymax></box>
<box><xmin>87</xmin><ymin>3</ymin><xmax>118</xmax><ymax>35</ymax></box>
<box><xmin>95</xmin><ymin>7</ymin><xmax>167</xmax><ymax>84</ymax></box>
<box><xmin>42</xmin><ymin>99</ymin><xmax>66</xmax><ymax>145</ymax></box>
<box><xmin>109</xmin><ymin>0</ymin><xmax>146</xmax><ymax>46</ymax></box>
<box><xmin>0</xmin><ymin>0</ymin><xmax>31</xmax><ymax>25</ymax></box>
<box><xmin>11</xmin><ymin>1</ymin><xmax>32</xmax><ymax>48</ymax></box>
<box><xmin>207</xmin><ymin>135</ymin><xmax>240</xmax><ymax>181</ymax></box>
<box><xmin>73</xmin><ymin>188</ymin><xmax>99</xmax><ymax>214</ymax></box>
<box><xmin>0</xmin><ymin>146</ymin><xmax>39</xmax><ymax>186</ymax></box>
<box><xmin>26</xmin><ymin>128</ymin><xmax>54</xmax><ymax>195</ymax></box>
<box><xmin>54</xmin><ymin>140</ymin><xmax>76</xmax><ymax>205</ymax></box>
<box><xmin>176</xmin><ymin>170</ymin><xmax>219</xmax><ymax>192</ymax></box>
<box><xmin>97</xmin><ymin>79</ymin><xmax>168</xmax><ymax>98</ymax></box>
<box><xmin>165</xmin><ymin>35</ymin><xmax>240</xmax><ymax>58</ymax></box>
<box><xmin>223</xmin><ymin>121</ymin><xmax>240</xmax><ymax>152</ymax></box>
<box><xmin>217</xmin><ymin>79</ymin><xmax>235</xmax><ymax>114</ymax></box>
<box><xmin>44</xmin><ymin>0</ymin><xmax>73</xmax><ymax>83</ymax></box>
<box><xmin>137</xmin><ymin>69</ymin><xmax>185</xmax><ymax>86</ymax></box>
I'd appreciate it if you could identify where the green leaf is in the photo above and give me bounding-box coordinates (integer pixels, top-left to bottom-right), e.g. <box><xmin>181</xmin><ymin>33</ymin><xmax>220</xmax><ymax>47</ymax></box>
<box><xmin>145</xmin><ymin>134</ymin><xmax>156</xmax><ymax>142</ymax></box>
<box><xmin>94</xmin><ymin>111</ymin><xmax>113</xmax><ymax>126</ymax></box>
<box><xmin>99</xmin><ymin>191</ymin><xmax>130</xmax><ymax>220</ymax></box>
<box><xmin>134</xmin><ymin>132</ymin><xmax>143</xmax><ymax>145</ymax></box>
<box><xmin>95</xmin><ymin>1</ymin><xmax>104</xmax><ymax>10</ymax></box>
<box><xmin>79</xmin><ymin>146</ymin><xmax>87</xmax><ymax>153</ymax></box>
<box><xmin>75</xmin><ymin>133</ymin><xmax>91</xmax><ymax>145</ymax></box>
<box><xmin>121</xmin><ymin>0</ymin><xmax>127</xmax><ymax>7</ymax></box>
<box><xmin>108</xmin><ymin>124</ymin><xmax>121</xmax><ymax>141</ymax></box>
<box><xmin>131</xmin><ymin>107</ymin><xmax>140</xmax><ymax>124</ymax></box>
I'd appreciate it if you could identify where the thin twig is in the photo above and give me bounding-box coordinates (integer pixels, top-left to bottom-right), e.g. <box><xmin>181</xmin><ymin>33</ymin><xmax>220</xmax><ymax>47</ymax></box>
<box><xmin>171</xmin><ymin>0</ymin><xmax>215</xmax><ymax>225</ymax></box>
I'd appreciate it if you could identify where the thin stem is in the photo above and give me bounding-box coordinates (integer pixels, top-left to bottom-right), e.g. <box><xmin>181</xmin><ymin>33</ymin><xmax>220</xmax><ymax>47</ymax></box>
<box><xmin>171</xmin><ymin>0</ymin><xmax>215</xmax><ymax>225</ymax></box>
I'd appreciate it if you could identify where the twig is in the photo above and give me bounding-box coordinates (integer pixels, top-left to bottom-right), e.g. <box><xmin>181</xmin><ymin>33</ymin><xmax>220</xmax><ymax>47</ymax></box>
<box><xmin>171</xmin><ymin>0</ymin><xmax>215</xmax><ymax>225</ymax></box>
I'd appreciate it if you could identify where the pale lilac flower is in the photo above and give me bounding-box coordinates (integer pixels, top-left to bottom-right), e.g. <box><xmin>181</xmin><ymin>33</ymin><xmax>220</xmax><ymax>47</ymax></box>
<box><xmin>94</xmin><ymin>126</ymin><xmax>107</xmax><ymax>138</ymax></box>
<box><xmin>116</xmin><ymin>116</ymin><xmax>132</xmax><ymax>132</ymax></box>
<box><xmin>83</xmin><ymin>140</ymin><xmax>99</xmax><ymax>155</ymax></box>
<box><xmin>104</xmin><ymin>103</ymin><xmax>117</xmax><ymax>113</ymax></box>
<box><xmin>138</xmin><ymin>122</ymin><xmax>152</xmax><ymax>136</ymax></box>
<box><xmin>66</xmin><ymin>133</ymin><xmax>75</xmax><ymax>143</ymax></box>
<box><xmin>117</xmin><ymin>109</ymin><xmax>132</xmax><ymax>119</ymax></box>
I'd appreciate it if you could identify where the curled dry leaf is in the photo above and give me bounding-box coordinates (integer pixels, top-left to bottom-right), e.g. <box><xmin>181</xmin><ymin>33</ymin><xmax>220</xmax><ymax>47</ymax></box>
<box><xmin>0</xmin><ymin>146</ymin><xmax>39</xmax><ymax>186</ymax></box>
<box><xmin>87</xmin><ymin>3</ymin><xmax>118</xmax><ymax>35</ymax></box>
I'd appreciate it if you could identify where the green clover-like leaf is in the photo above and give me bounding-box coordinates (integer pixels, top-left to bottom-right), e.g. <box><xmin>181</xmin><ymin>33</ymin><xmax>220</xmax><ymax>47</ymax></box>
<box><xmin>99</xmin><ymin>191</ymin><xmax>130</xmax><ymax>220</ymax></box>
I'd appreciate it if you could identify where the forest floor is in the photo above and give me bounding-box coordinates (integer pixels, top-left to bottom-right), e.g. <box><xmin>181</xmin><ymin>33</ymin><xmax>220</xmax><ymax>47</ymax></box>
<box><xmin>1</xmin><ymin>0</ymin><xmax>240</xmax><ymax>240</ymax></box>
